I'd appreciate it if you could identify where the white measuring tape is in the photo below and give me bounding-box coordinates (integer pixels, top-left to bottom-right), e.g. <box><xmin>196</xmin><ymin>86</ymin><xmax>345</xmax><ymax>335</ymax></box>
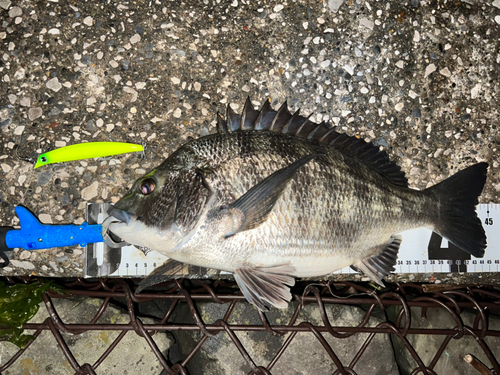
<box><xmin>85</xmin><ymin>204</ymin><xmax>499</xmax><ymax>278</ymax></box>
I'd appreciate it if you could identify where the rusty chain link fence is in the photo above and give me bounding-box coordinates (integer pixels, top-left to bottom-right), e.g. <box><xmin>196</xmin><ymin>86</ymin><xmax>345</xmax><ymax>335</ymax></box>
<box><xmin>0</xmin><ymin>277</ymin><xmax>499</xmax><ymax>375</ymax></box>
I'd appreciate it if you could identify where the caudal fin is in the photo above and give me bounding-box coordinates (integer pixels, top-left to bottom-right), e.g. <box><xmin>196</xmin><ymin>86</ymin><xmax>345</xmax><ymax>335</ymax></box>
<box><xmin>427</xmin><ymin>163</ymin><xmax>488</xmax><ymax>258</ymax></box>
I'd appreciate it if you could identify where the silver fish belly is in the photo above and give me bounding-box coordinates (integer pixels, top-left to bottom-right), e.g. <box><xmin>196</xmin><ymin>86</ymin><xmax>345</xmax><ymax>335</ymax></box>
<box><xmin>108</xmin><ymin>98</ymin><xmax>488</xmax><ymax>311</ymax></box>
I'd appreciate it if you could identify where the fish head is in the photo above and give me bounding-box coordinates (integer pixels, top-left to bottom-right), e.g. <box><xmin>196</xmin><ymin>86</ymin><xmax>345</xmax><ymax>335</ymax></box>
<box><xmin>107</xmin><ymin>153</ymin><xmax>214</xmax><ymax>253</ymax></box>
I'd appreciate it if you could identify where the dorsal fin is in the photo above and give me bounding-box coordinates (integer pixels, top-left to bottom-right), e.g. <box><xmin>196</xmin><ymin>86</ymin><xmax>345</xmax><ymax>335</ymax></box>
<box><xmin>216</xmin><ymin>98</ymin><xmax>408</xmax><ymax>187</ymax></box>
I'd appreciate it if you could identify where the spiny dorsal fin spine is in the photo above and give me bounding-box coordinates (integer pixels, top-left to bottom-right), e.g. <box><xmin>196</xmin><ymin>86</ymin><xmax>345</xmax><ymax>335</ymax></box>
<box><xmin>227</xmin><ymin>104</ymin><xmax>241</xmax><ymax>132</ymax></box>
<box><xmin>241</xmin><ymin>97</ymin><xmax>259</xmax><ymax>131</ymax></box>
<box><xmin>318</xmin><ymin>127</ymin><xmax>338</xmax><ymax>143</ymax></box>
<box><xmin>307</xmin><ymin>122</ymin><xmax>330</xmax><ymax>141</ymax></box>
<box><xmin>293</xmin><ymin>113</ymin><xmax>314</xmax><ymax>138</ymax></box>
<box><xmin>269</xmin><ymin>101</ymin><xmax>292</xmax><ymax>132</ymax></box>
<box><xmin>281</xmin><ymin>109</ymin><xmax>301</xmax><ymax>134</ymax></box>
<box><xmin>217</xmin><ymin>112</ymin><xmax>228</xmax><ymax>133</ymax></box>
<box><xmin>254</xmin><ymin>100</ymin><xmax>274</xmax><ymax>130</ymax></box>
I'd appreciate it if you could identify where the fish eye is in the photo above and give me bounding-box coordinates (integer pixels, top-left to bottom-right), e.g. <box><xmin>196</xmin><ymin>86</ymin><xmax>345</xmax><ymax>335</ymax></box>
<box><xmin>40</xmin><ymin>156</ymin><xmax>47</xmax><ymax>163</ymax></box>
<box><xmin>139</xmin><ymin>178</ymin><xmax>156</xmax><ymax>195</ymax></box>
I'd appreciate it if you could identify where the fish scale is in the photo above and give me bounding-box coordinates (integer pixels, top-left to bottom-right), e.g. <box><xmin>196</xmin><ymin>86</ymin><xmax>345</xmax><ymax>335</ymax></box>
<box><xmin>108</xmin><ymin>98</ymin><xmax>488</xmax><ymax>311</ymax></box>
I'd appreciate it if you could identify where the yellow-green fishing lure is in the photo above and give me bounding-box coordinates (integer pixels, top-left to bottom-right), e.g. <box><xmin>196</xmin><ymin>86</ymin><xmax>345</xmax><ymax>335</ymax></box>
<box><xmin>34</xmin><ymin>142</ymin><xmax>144</xmax><ymax>169</ymax></box>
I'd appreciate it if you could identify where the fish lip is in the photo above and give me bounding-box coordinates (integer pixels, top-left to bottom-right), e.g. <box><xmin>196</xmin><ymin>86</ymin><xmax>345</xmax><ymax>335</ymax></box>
<box><xmin>107</xmin><ymin>207</ymin><xmax>136</xmax><ymax>226</ymax></box>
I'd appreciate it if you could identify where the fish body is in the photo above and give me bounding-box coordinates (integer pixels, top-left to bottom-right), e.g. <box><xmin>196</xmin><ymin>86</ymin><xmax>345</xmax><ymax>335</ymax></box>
<box><xmin>109</xmin><ymin>98</ymin><xmax>488</xmax><ymax>311</ymax></box>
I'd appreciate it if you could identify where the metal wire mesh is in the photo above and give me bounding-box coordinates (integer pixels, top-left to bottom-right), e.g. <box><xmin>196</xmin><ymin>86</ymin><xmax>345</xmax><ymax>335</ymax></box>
<box><xmin>0</xmin><ymin>277</ymin><xmax>499</xmax><ymax>375</ymax></box>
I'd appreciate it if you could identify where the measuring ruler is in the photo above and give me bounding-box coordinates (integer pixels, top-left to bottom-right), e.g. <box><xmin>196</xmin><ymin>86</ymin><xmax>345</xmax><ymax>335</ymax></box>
<box><xmin>85</xmin><ymin>203</ymin><xmax>499</xmax><ymax>278</ymax></box>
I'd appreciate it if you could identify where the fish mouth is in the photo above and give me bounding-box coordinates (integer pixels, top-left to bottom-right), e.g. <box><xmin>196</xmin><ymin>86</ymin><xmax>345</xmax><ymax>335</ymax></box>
<box><xmin>107</xmin><ymin>207</ymin><xmax>137</xmax><ymax>226</ymax></box>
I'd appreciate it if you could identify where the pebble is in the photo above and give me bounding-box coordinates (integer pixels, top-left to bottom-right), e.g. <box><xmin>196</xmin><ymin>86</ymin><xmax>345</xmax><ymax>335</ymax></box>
<box><xmin>10</xmin><ymin>260</ymin><xmax>35</xmax><ymax>270</ymax></box>
<box><xmin>273</xmin><ymin>4</ymin><xmax>284</xmax><ymax>12</ymax></box>
<box><xmin>83</xmin><ymin>16</ymin><xmax>93</xmax><ymax>26</ymax></box>
<box><xmin>56</xmin><ymin>255</ymin><xmax>69</xmax><ymax>262</ymax></box>
<box><xmin>14</xmin><ymin>125</ymin><xmax>25</xmax><ymax>135</ymax></box>
<box><xmin>14</xmin><ymin>68</ymin><xmax>25</xmax><ymax>79</ymax></box>
<box><xmin>173</xmin><ymin>108</ymin><xmax>182</xmax><ymax>118</ymax></box>
<box><xmin>20</xmin><ymin>97</ymin><xmax>31</xmax><ymax>107</ymax></box>
<box><xmin>359</xmin><ymin>17</ymin><xmax>374</xmax><ymax>31</ymax></box>
<box><xmin>0</xmin><ymin>1</ymin><xmax>11</xmax><ymax>10</ymax></box>
<box><xmin>424</xmin><ymin>64</ymin><xmax>436</xmax><ymax>77</ymax></box>
<box><xmin>321</xmin><ymin>60</ymin><xmax>331</xmax><ymax>68</ymax></box>
<box><xmin>81</xmin><ymin>181</ymin><xmax>99</xmax><ymax>200</ymax></box>
<box><xmin>194</xmin><ymin>82</ymin><xmax>201</xmax><ymax>91</ymax></box>
<box><xmin>48</xmin><ymin>28</ymin><xmax>60</xmax><ymax>35</ymax></box>
<box><xmin>123</xmin><ymin>87</ymin><xmax>138</xmax><ymax>102</ymax></box>
<box><xmin>46</xmin><ymin>77</ymin><xmax>62</xmax><ymax>92</ymax></box>
<box><xmin>413</xmin><ymin>31</ymin><xmax>420</xmax><ymax>43</ymax></box>
<box><xmin>495</xmin><ymin>16</ymin><xmax>500</xmax><ymax>25</ymax></box>
<box><xmin>327</xmin><ymin>0</ymin><xmax>344</xmax><ymax>12</ymax></box>
<box><xmin>19</xmin><ymin>250</ymin><xmax>31</xmax><ymax>260</ymax></box>
<box><xmin>130</xmin><ymin>34</ymin><xmax>141</xmax><ymax>44</ymax></box>
<box><xmin>1</xmin><ymin>163</ymin><xmax>12</xmax><ymax>173</ymax></box>
<box><xmin>395</xmin><ymin>103</ymin><xmax>404</xmax><ymax>111</ymax></box>
<box><xmin>471</xmin><ymin>84</ymin><xmax>481</xmax><ymax>99</ymax></box>
<box><xmin>39</xmin><ymin>214</ymin><xmax>53</xmax><ymax>223</ymax></box>
<box><xmin>439</xmin><ymin>67</ymin><xmax>451</xmax><ymax>77</ymax></box>
<box><xmin>8</xmin><ymin>6</ymin><xmax>22</xmax><ymax>17</ymax></box>
<box><xmin>171</xmin><ymin>77</ymin><xmax>180</xmax><ymax>85</ymax></box>
<box><xmin>49</xmin><ymin>261</ymin><xmax>59</xmax><ymax>272</ymax></box>
<box><xmin>28</xmin><ymin>107</ymin><xmax>43</xmax><ymax>121</ymax></box>
<box><xmin>343</xmin><ymin>65</ymin><xmax>354</xmax><ymax>76</ymax></box>
<box><xmin>37</xmin><ymin>170</ymin><xmax>53</xmax><ymax>186</ymax></box>
<box><xmin>8</xmin><ymin>94</ymin><xmax>16</xmax><ymax>104</ymax></box>
<box><xmin>412</xmin><ymin>108</ymin><xmax>422</xmax><ymax>118</ymax></box>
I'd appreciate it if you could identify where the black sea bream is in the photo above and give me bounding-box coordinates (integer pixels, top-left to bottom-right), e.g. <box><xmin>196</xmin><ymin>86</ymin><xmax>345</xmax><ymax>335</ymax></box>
<box><xmin>108</xmin><ymin>98</ymin><xmax>488</xmax><ymax>311</ymax></box>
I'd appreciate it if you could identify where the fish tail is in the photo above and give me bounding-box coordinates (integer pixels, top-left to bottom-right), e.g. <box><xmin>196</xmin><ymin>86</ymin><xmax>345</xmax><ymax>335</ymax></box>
<box><xmin>427</xmin><ymin>162</ymin><xmax>488</xmax><ymax>258</ymax></box>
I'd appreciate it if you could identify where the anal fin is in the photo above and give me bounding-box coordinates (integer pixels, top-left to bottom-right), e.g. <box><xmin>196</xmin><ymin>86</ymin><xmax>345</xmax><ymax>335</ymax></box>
<box><xmin>234</xmin><ymin>265</ymin><xmax>296</xmax><ymax>311</ymax></box>
<box><xmin>136</xmin><ymin>259</ymin><xmax>186</xmax><ymax>293</ymax></box>
<box><xmin>353</xmin><ymin>235</ymin><xmax>402</xmax><ymax>287</ymax></box>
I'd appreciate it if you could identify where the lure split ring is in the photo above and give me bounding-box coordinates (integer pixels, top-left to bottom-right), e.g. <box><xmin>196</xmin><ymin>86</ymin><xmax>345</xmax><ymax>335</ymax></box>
<box><xmin>101</xmin><ymin>216</ymin><xmax>130</xmax><ymax>248</ymax></box>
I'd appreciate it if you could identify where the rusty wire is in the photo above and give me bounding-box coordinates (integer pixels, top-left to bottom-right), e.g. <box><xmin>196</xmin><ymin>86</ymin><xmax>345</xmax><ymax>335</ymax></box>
<box><xmin>0</xmin><ymin>277</ymin><xmax>499</xmax><ymax>375</ymax></box>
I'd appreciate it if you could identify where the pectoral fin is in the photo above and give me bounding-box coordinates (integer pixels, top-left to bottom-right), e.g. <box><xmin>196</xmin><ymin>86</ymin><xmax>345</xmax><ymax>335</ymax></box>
<box><xmin>234</xmin><ymin>264</ymin><xmax>296</xmax><ymax>311</ymax></box>
<box><xmin>227</xmin><ymin>154</ymin><xmax>319</xmax><ymax>236</ymax></box>
<box><xmin>353</xmin><ymin>235</ymin><xmax>402</xmax><ymax>287</ymax></box>
<box><xmin>135</xmin><ymin>259</ymin><xmax>186</xmax><ymax>293</ymax></box>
